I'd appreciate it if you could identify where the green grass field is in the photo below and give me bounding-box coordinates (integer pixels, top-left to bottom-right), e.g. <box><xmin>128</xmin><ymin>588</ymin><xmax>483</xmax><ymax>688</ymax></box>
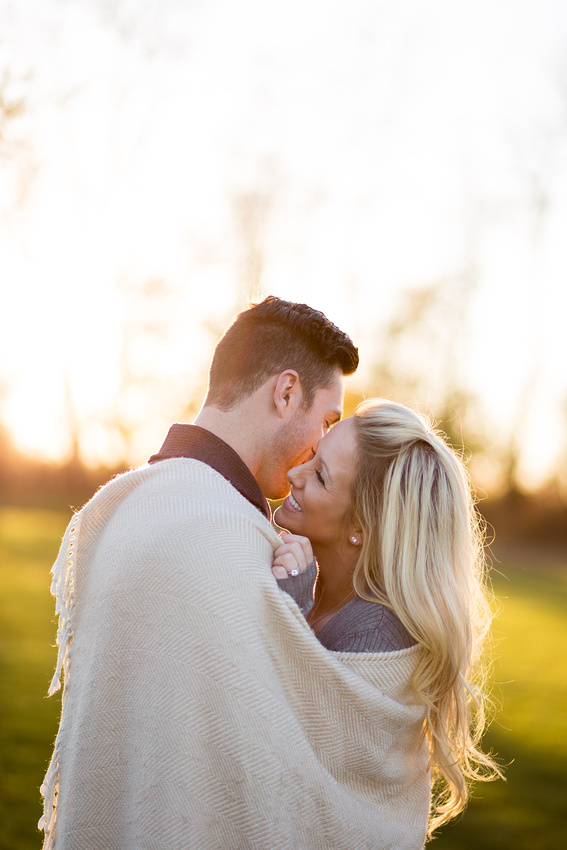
<box><xmin>1</xmin><ymin>507</ymin><xmax>566</xmax><ymax>849</ymax></box>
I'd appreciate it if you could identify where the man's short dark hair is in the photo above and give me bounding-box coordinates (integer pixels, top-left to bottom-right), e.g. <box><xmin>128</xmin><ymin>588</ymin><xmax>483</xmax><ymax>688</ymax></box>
<box><xmin>205</xmin><ymin>296</ymin><xmax>359</xmax><ymax>410</ymax></box>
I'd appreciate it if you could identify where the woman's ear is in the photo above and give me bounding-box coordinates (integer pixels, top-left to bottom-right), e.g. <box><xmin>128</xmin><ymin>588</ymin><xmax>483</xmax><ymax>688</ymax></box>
<box><xmin>273</xmin><ymin>370</ymin><xmax>301</xmax><ymax>419</ymax></box>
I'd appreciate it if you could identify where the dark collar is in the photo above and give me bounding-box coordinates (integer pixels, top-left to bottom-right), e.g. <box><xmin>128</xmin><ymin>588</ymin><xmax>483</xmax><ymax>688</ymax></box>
<box><xmin>148</xmin><ymin>424</ymin><xmax>271</xmax><ymax>520</ymax></box>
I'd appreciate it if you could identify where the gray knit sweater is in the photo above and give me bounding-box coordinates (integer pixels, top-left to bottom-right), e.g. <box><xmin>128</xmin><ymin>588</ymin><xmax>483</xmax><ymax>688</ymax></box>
<box><xmin>278</xmin><ymin>562</ymin><xmax>416</xmax><ymax>653</ymax></box>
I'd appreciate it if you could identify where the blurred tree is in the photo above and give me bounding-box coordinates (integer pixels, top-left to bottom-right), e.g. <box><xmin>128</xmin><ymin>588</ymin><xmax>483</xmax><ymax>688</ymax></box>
<box><xmin>366</xmin><ymin>268</ymin><xmax>491</xmax><ymax>465</ymax></box>
<box><xmin>0</xmin><ymin>68</ymin><xmax>27</xmax><ymax>491</ymax></box>
<box><xmin>0</xmin><ymin>69</ymin><xmax>25</xmax><ymax>149</ymax></box>
<box><xmin>102</xmin><ymin>276</ymin><xmax>177</xmax><ymax>463</ymax></box>
<box><xmin>0</xmin><ymin>62</ymin><xmax>38</xmax><ymax>216</ymax></box>
<box><xmin>550</xmin><ymin>393</ymin><xmax>567</xmax><ymax>504</ymax></box>
<box><xmin>499</xmin><ymin>129</ymin><xmax>554</xmax><ymax>495</ymax></box>
<box><xmin>227</xmin><ymin>158</ymin><xmax>280</xmax><ymax>310</ymax></box>
<box><xmin>97</xmin><ymin>275</ymin><xmax>210</xmax><ymax>465</ymax></box>
<box><xmin>231</xmin><ymin>187</ymin><xmax>271</xmax><ymax>307</ymax></box>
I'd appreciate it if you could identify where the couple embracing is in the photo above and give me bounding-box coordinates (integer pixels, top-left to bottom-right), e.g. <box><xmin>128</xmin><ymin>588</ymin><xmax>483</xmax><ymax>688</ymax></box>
<box><xmin>41</xmin><ymin>296</ymin><xmax>500</xmax><ymax>849</ymax></box>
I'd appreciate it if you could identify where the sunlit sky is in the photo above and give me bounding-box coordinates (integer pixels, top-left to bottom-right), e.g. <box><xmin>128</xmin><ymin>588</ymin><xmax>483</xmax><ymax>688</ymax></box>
<box><xmin>1</xmin><ymin>0</ymin><xmax>567</xmax><ymax>488</ymax></box>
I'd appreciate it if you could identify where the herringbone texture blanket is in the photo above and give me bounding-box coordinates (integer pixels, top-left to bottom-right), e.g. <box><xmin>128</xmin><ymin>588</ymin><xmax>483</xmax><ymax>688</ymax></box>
<box><xmin>41</xmin><ymin>459</ymin><xmax>430</xmax><ymax>849</ymax></box>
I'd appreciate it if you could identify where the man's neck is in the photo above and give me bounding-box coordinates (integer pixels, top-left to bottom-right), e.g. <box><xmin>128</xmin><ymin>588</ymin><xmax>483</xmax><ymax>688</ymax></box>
<box><xmin>193</xmin><ymin>404</ymin><xmax>266</xmax><ymax>481</ymax></box>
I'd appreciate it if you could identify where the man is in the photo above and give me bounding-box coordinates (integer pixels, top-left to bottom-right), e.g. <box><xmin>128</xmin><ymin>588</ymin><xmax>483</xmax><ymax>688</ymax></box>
<box><xmin>40</xmin><ymin>296</ymin><xmax>360</xmax><ymax>847</ymax></box>
<box><xmin>149</xmin><ymin>295</ymin><xmax>358</xmax><ymax>505</ymax></box>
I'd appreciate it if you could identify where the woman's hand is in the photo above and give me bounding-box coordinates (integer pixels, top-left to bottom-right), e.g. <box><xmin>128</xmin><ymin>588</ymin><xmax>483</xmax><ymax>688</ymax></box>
<box><xmin>272</xmin><ymin>532</ymin><xmax>314</xmax><ymax>580</ymax></box>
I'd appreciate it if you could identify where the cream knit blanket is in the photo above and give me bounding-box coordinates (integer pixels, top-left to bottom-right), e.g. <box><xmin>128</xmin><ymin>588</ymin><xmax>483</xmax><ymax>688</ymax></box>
<box><xmin>41</xmin><ymin>459</ymin><xmax>430</xmax><ymax>849</ymax></box>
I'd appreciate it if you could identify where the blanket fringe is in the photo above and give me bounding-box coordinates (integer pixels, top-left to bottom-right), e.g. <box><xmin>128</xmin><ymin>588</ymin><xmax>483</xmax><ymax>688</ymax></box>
<box><xmin>39</xmin><ymin>512</ymin><xmax>80</xmax><ymax>846</ymax></box>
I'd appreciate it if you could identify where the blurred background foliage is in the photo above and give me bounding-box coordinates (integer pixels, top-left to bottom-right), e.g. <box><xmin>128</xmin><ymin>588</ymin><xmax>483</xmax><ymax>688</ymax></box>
<box><xmin>1</xmin><ymin>265</ymin><xmax>565</xmax><ymax>545</ymax></box>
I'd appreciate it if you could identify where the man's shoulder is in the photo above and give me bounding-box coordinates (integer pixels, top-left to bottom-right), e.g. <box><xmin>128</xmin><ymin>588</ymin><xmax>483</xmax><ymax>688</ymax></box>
<box><xmin>141</xmin><ymin>456</ymin><xmax>258</xmax><ymax>504</ymax></box>
<box><xmin>73</xmin><ymin>459</ymin><xmax>279</xmax><ymax>575</ymax></box>
<box><xmin>88</xmin><ymin>457</ymin><xmax>236</xmax><ymax>500</ymax></box>
<box><xmin>82</xmin><ymin>459</ymin><xmax>276</xmax><ymax>539</ymax></box>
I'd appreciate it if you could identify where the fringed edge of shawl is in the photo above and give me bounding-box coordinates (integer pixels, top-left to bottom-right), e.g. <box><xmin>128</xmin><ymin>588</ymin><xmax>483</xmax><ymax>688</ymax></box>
<box><xmin>38</xmin><ymin>511</ymin><xmax>81</xmax><ymax>847</ymax></box>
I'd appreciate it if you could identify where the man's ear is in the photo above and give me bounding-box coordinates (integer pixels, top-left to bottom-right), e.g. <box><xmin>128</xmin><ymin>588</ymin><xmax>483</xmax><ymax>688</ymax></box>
<box><xmin>273</xmin><ymin>370</ymin><xmax>302</xmax><ymax>419</ymax></box>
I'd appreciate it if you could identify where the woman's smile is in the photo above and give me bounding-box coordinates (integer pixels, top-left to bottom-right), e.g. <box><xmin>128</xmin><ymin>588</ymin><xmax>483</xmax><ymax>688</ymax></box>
<box><xmin>285</xmin><ymin>491</ymin><xmax>302</xmax><ymax>512</ymax></box>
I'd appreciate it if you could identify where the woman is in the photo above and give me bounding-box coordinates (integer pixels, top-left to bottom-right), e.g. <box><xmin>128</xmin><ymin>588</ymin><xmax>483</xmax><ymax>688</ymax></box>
<box><xmin>272</xmin><ymin>398</ymin><xmax>502</xmax><ymax>837</ymax></box>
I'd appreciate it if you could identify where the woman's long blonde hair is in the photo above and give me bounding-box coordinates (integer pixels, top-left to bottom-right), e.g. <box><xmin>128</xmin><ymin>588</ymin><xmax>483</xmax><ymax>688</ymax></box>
<box><xmin>351</xmin><ymin>399</ymin><xmax>502</xmax><ymax>836</ymax></box>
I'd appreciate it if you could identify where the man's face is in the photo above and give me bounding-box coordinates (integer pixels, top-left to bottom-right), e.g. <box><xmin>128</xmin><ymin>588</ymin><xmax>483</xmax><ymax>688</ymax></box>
<box><xmin>265</xmin><ymin>368</ymin><xmax>345</xmax><ymax>500</ymax></box>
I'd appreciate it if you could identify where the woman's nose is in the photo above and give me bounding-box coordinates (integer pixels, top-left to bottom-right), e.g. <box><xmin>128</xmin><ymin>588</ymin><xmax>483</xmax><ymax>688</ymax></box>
<box><xmin>287</xmin><ymin>464</ymin><xmax>303</xmax><ymax>486</ymax></box>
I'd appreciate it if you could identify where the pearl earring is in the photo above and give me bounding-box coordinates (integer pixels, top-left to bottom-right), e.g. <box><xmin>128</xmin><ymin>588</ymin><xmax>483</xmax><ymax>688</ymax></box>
<box><xmin>350</xmin><ymin>536</ymin><xmax>358</xmax><ymax>545</ymax></box>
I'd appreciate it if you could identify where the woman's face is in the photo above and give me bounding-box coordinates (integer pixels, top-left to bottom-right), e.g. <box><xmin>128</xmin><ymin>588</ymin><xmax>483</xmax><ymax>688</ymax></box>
<box><xmin>274</xmin><ymin>417</ymin><xmax>358</xmax><ymax>550</ymax></box>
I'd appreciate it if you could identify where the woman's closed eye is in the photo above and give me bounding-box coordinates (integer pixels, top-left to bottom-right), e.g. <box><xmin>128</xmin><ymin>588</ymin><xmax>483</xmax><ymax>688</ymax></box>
<box><xmin>309</xmin><ymin>448</ymin><xmax>326</xmax><ymax>486</ymax></box>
